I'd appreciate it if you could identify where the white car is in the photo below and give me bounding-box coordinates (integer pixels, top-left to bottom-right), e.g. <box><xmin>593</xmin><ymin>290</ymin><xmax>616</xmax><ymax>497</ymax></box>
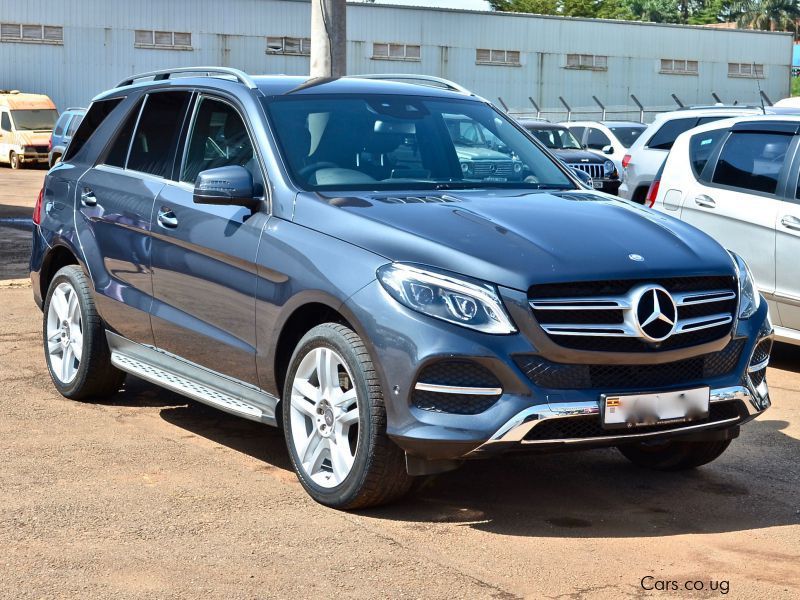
<box><xmin>562</xmin><ymin>120</ymin><xmax>646</xmax><ymax>174</ymax></box>
<box><xmin>618</xmin><ymin>107</ymin><xmax>761</xmax><ymax>204</ymax></box>
<box><xmin>650</xmin><ymin>114</ymin><xmax>800</xmax><ymax>345</ymax></box>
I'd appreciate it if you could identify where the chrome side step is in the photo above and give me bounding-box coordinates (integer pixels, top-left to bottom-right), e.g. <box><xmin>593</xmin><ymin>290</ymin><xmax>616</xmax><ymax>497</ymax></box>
<box><xmin>106</xmin><ymin>331</ymin><xmax>279</xmax><ymax>425</ymax></box>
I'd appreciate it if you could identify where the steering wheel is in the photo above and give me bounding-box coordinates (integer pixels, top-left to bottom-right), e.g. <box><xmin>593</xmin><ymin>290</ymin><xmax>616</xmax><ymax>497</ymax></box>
<box><xmin>299</xmin><ymin>162</ymin><xmax>339</xmax><ymax>178</ymax></box>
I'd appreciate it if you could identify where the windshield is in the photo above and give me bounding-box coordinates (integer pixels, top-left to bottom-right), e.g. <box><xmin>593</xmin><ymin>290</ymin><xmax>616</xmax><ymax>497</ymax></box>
<box><xmin>609</xmin><ymin>125</ymin><xmax>646</xmax><ymax>148</ymax></box>
<box><xmin>525</xmin><ymin>126</ymin><xmax>583</xmax><ymax>150</ymax></box>
<box><xmin>10</xmin><ymin>109</ymin><xmax>58</xmax><ymax>131</ymax></box>
<box><xmin>264</xmin><ymin>95</ymin><xmax>574</xmax><ymax>191</ymax></box>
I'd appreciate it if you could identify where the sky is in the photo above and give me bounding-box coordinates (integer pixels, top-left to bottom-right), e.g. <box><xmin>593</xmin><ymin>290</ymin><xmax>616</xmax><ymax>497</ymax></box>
<box><xmin>371</xmin><ymin>0</ymin><xmax>491</xmax><ymax>11</ymax></box>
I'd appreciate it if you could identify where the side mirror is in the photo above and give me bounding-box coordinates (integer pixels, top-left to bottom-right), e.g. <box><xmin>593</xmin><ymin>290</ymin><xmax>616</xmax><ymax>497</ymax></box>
<box><xmin>193</xmin><ymin>165</ymin><xmax>260</xmax><ymax>210</ymax></box>
<box><xmin>571</xmin><ymin>167</ymin><xmax>593</xmax><ymax>187</ymax></box>
<box><xmin>602</xmin><ymin>145</ymin><xmax>614</xmax><ymax>155</ymax></box>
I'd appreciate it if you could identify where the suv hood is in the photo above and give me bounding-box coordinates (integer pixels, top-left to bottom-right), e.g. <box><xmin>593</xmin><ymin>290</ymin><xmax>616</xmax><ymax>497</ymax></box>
<box><xmin>292</xmin><ymin>189</ymin><xmax>735</xmax><ymax>291</ymax></box>
<box><xmin>550</xmin><ymin>149</ymin><xmax>605</xmax><ymax>164</ymax></box>
<box><xmin>456</xmin><ymin>146</ymin><xmax>514</xmax><ymax>161</ymax></box>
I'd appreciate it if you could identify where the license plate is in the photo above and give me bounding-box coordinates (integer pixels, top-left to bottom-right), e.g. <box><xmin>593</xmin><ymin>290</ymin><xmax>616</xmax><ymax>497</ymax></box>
<box><xmin>601</xmin><ymin>388</ymin><xmax>710</xmax><ymax>430</ymax></box>
<box><xmin>592</xmin><ymin>180</ymin><xmax>604</xmax><ymax>189</ymax></box>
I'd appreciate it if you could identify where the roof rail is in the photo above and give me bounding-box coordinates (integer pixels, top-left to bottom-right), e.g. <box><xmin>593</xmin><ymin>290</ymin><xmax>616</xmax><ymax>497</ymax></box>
<box><xmin>115</xmin><ymin>66</ymin><xmax>257</xmax><ymax>90</ymax></box>
<box><xmin>351</xmin><ymin>74</ymin><xmax>473</xmax><ymax>95</ymax></box>
<box><xmin>675</xmin><ymin>104</ymin><xmax>761</xmax><ymax>111</ymax></box>
<box><xmin>64</xmin><ymin>106</ymin><xmax>86</xmax><ymax>112</ymax></box>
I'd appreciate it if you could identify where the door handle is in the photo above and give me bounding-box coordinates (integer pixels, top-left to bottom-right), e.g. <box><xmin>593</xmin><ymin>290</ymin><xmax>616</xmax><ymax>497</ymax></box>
<box><xmin>780</xmin><ymin>215</ymin><xmax>800</xmax><ymax>231</ymax></box>
<box><xmin>80</xmin><ymin>188</ymin><xmax>97</xmax><ymax>207</ymax></box>
<box><xmin>157</xmin><ymin>207</ymin><xmax>178</xmax><ymax>229</ymax></box>
<box><xmin>694</xmin><ymin>195</ymin><xmax>716</xmax><ymax>209</ymax></box>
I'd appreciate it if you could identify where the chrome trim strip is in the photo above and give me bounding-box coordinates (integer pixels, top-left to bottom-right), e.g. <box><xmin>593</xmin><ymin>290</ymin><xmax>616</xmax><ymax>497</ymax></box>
<box><xmin>748</xmin><ymin>357</ymin><xmax>770</xmax><ymax>373</ymax></box>
<box><xmin>673</xmin><ymin>290</ymin><xmax>737</xmax><ymax>306</ymax></box>
<box><xmin>467</xmin><ymin>384</ymin><xmax>768</xmax><ymax>455</ymax></box>
<box><xmin>413</xmin><ymin>382</ymin><xmax>503</xmax><ymax>396</ymax></box>
<box><xmin>674</xmin><ymin>313</ymin><xmax>733</xmax><ymax>333</ymax></box>
<box><xmin>541</xmin><ymin>323</ymin><xmax>634</xmax><ymax>337</ymax></box>
<box><xmin>530</xmin><ymin>298</ymin><xmax>630</xmax><ymax>310</ymax></box>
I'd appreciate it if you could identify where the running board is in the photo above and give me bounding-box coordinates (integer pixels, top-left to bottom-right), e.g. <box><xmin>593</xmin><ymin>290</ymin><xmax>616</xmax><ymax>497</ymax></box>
<box><xmin>106</xmin><ymin>331</ymin><xmax>279</xmax><ymax>425</ymax></box>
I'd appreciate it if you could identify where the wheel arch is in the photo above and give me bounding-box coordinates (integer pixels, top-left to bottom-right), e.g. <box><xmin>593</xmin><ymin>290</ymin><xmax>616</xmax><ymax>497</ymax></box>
<box><xmin>40</xmin><ymin>244</ymin><xmax>82</xmax><ymax>299</ymax></box>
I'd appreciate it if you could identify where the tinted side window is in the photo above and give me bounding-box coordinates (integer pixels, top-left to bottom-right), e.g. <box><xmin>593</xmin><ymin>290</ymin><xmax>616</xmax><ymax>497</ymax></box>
<box><xmin>1</xmin><ymin>112</ymin><xmax>12</xmax><ymax>131</ymax></box>
<box><xmin>53</xmin><ymin>114</ymin><xmax>69</xmax><ymax>136</ymax></box>
<box><xmin>569</xmin><ymin>126</ymin><xmax>586</xmax><ymax>143</ymax></box>
<box><xmin>104</xmin><ymin>99</ymin><xmax>143</xmax><ymax>168</ymax></box>
<box><xmin>712</xmin><ymin>131</ymin><xmax>791</xmax><ymax>194</ymax></box>
<box><xmin>689</xmin><ymin>129</ymin><xmax>727</xmax><ymax>180</ymax></box>
<box><xmin>696</xmin><ymin>116</ymin><xmax>728</xmax><ymax>127</ymax></box>
<box><xmin>181</xmin><ymin>97</ymin><xmax>254</xmax><ymax>184</ymax></box>
<box><xmin>647</xmin><ymin>118</ymin><xmax>697</xmax><ymax>151</ymax></box>
<box><xmin>65</xmin><ymin>114</ymin><xmax>82</xmax><ymax>137</ymax></box>
<box><xmin>63</xmin><ymin>97</ymin><xmax>124</xmax><ymax>161</ymax></box>
<box><xmin>128</xmin><ymin>91</ymin><xmax>192</xmax><ymax>178</ymax></box>
<box><xmin>586</xmin><ymin>128</ymin><xmax>611</xmax><ymax>150</ymax></box>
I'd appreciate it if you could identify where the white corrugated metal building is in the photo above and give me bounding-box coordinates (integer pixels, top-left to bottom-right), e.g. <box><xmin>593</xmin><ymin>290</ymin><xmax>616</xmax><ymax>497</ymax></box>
<box><xmin>0</xmin><ymin>0</ymin><xmax>793</xmax><ymax>117</ymax></box>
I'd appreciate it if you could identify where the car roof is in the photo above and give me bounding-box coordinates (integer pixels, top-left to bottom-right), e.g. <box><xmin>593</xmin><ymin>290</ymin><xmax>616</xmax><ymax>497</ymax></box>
<box><xmin>652</xmin><ymin>106</ymin><xmax>762</xmax><ymax>122</ymax></box>
<box><xmin>563</xmin><ymin>120</ymin><xmax>646</xmax><ymax>127</ymax></box>
<box><xmin>679</xmin><ymin>113</ymin><xmax>800</xmax><ymax>137</ymax></box>
<box><xmin>516</xmin><ymin>120</ymin><xmax>566</xmax><ymax>129</ymax></box>
<box><xmin>96</xmin><ymin>74</ymin><xmax>477</xmax><ymax>103</ymax></box>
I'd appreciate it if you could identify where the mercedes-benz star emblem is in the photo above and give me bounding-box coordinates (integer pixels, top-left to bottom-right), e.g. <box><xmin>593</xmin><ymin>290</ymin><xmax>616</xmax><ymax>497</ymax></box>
<box><xmin>628</xmin><ymin>253</ymin><xmax>644</xmax><ymax>262</ymax></box>
<box><xmin>634</xmin><ymin>286</ymin><xmax>677</xmax><ymax>342</ymax></box>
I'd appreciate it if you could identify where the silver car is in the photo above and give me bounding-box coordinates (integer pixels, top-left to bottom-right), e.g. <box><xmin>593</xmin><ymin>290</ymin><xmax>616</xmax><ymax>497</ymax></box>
<box><xmin>619</xmin><ymin>107</ymin><xmax>760</xmax><ymax>204</ymax></box>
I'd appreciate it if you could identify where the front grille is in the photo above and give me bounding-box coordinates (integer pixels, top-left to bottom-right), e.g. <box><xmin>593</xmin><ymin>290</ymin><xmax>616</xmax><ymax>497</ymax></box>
<box><xmin>570</xmin><ymin>163</ymin><xmax>604</xmax><ymax>179</ymax></box>
<box><xmin>412</xmin><ymin>360</ymin><xmax>501</xmax><ymax>415</ymax></box>
<box><xmin>529</xmin><ymin>276</ymin><xmax>737</xmax><ymax>352</ymax></box>
<box><xmin>472</xmin><ymin>160</ymin><xmax>514</xmax><ymax>177</ymax></box>
<box><xmin>514</xmin><ymin>338</ymin><xmax>744</xmax><ymax>390</ymax></box>
<box><xmin>523</xmin><ymin>400</ymin><xmax>742</xmax><ymax>442</ymax></box>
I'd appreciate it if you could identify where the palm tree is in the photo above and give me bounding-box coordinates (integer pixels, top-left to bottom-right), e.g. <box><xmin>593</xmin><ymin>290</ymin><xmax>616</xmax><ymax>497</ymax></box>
<box><xmin>735</xmin><ymin>0</ymin><xmax>800</xmax><ymax>32</ymax></box>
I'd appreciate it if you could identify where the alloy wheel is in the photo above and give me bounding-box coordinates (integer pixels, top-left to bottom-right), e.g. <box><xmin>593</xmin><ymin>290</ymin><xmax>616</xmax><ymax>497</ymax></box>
<box><xmin>289</xmin><ymin>347</ymin><xmax>360</xmax><ymax>488</ymax></box>
<box><xmin>46</xmin><ymin>282</ymin><xmax>83</xmax><ymax>384</ymax></box>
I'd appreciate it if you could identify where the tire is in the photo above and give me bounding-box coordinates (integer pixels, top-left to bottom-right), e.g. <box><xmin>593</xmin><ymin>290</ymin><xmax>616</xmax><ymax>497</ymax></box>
<box><xmin>9</xmin><ymin>151</ymin><xmax>20</xmax><ymax>170</ymax></box>
<box><xmin>617</xmin><ymin>438</ymin><xmax>732</xmax><ymax>471</ymax></box>
<box><xmin>282</xmin><ymin>323</ymin><xmax>414</xmax><ymax>509</ymax></box>
<box><xmin>42</xmin><ymin>265</ymin><xmax>126</xmax><ymax>400</ymax></box>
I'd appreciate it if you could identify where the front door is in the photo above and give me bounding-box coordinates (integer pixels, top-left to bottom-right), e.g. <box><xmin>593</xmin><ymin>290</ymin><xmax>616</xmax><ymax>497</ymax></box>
<box><xmin>775</xmin><ymin>169</ymin><xmax>800</xmax><ymax>331</ymax></box>
<box><xmin>149</xmin><ymin>95</ymin><xmax>267</xmax><ymax>385</ymax></box>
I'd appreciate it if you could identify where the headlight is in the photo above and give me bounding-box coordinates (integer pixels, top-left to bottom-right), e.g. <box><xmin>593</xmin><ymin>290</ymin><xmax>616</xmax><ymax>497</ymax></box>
<box><xmin>377</xmin><ymin>263</ymin><xmax>517</xmax><ymax>334</ymax></box>
<box><xmin>603</xmin><ymin>160</ymin><xmax>614</xmax><ymax>176</ymax></box>
<box><xmin>513</xmin><ymin>161</ymin><xmax>522</xmax><ymax>173</ymax></box>
<box><xmin>460</xmin><ymin>161</ymin><xmax>473</xmax><ymax>176</ymax></box>
<box><xmin>729</xmin><ymin>251</ymin><xmax>760</xmax><ymax>319</ymax></box>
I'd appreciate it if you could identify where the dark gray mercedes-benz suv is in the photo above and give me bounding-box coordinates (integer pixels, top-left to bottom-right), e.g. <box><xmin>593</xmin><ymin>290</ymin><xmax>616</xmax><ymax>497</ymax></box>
<box><xmin>31</xmin><ymin>68</ymin><xmax>772</xmax><ymax>509</ymax></box>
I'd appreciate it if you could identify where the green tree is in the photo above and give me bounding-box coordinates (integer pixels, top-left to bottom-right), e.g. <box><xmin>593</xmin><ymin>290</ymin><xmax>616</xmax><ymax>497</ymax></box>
<box><xmin>734</xmin><ymin>0</ymin><xmax>800</xmax><ymax>31</ymax></box>
<box><xmin>625</xmin><ymin>0</ymin><xmax>682</xmax><ymax>22</ymax></box>
<box><xmin>488</xmin><ymin>0</ymin><xmax>559</xmax><ymax>14</ymax></box>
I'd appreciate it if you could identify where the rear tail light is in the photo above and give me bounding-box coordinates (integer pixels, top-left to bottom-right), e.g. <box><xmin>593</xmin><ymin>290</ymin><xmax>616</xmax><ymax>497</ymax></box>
<box><xmin>33</xmin><ymin>188</ymin><xmax>44</xmax><ymax>225</ymax></box>
<box><xmin>645</xmin><ymin>179</ymin><xmax>660</xmax><ymax>208</ymax></box>
<box><xmin>621</xmin><ymin>154</ymin><xmax>632</xmax><ymax>169</ymax></box>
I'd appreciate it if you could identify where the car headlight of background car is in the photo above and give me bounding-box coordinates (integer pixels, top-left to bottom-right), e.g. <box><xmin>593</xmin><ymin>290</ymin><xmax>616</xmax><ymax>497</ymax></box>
<box><xmin>729</xmin><ymin>251</ymin><xmax>760</xmax><ymax>319</ymax></box>
<box><xmin>603</xmin><ymin>160</ymin><xmax>615</xmax><ymax>176</ymax></box>
<box><xmin>460</xmin><ymin>161</ymin><xmax>474</xmax><ymax>176</ymax></box>
<box><xmin>377</xmin><ymin>263</ymin><xmax>517</xmax><ymax>334</ymax></box>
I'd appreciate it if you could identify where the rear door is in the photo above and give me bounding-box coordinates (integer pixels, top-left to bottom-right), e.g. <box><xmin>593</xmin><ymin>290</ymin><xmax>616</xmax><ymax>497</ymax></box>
<box><xmin>679</xmin><ymin>123</ymin><xmax>796</xmax><ymax>309</ymax></box>
<box><xmin>149</xmin><ymin>94</ymin><xmax>267</xmax><ymax>385</ymax></box>
<box><xmin>0</xmin><ymin>110</ymin><xmax>12</xmax><ymax>162</ymax></box>
<box><xmin>76</xmin><ymin>91</ymin><xmax>192</xmax><ymax>344</ymax></box>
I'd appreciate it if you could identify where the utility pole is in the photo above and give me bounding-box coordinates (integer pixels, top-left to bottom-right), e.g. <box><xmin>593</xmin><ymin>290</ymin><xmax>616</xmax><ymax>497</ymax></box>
<box><xmin>310</xmin><ymin>0</ymin><xmax>347</xmax><ymax>78</ymax></box>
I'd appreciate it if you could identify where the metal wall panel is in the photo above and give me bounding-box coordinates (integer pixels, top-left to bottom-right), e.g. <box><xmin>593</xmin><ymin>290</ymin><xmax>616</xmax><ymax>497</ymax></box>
<box><xmin>0</xmin><ymin>0</ymin><xmax>792</xmax><ymax>114</ymax></box>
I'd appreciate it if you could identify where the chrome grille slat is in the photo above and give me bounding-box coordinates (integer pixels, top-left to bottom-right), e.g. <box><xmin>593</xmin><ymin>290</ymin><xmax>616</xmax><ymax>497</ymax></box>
<box><xmin>571</xmin><ymin>163</ymin><xmax>603</xmax><ymax>179</ymax></box>
<box><xmin>674</xmin><ymin>290</ymin><xmax>737</xmax><ymax>306</ymax></box>
<box><xmin>472</xmin><ymin>161</ymin><xmax>513</xmax><ymax>176</ymax></box>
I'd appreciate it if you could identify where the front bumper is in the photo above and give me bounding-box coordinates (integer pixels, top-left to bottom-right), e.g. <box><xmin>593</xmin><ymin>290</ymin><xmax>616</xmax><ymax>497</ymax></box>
<box><xmin>345</xmin><ymin>281</ymin><xmax>772</xmax><ymax>463</ymax></box>
<box><xmin>467</xmin><ymin>382</ymin><xmax>768</xmax><ymax>456</ymax></box>
<box><xmin>20</xmin><ymin>151</ymin><xmax>49</xmax><ymax>164</ymax></box>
